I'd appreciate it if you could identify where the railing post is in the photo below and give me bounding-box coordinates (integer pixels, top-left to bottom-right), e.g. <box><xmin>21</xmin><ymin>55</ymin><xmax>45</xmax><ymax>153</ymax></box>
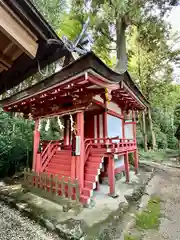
<box><xmin>32</xmin><ymin>119</ymin><xmax>40</xmax><ymax>172</ymax></box>
<box><xmin>36</xmin><ymin>153</ymin><xmax>41</xmax><ymax>173</ymax></box>
<box><xmin>124</xmin><ymin>152</ymin><xmax>130</xmax><ymax>183</ymax></box>
<box><xmin>108</xmin><ymin>155</ymin><xmax>115</xmax><ymax>196</ymax></box>
<box><xmin>134</xmin><ymin>149</ymin><xmax>139</xmax><ymax>174</ymax></box>
<box><xmin>76</xmin><ymin>111</ymin><xmax>85</xmax><ymax>191</ymax></box>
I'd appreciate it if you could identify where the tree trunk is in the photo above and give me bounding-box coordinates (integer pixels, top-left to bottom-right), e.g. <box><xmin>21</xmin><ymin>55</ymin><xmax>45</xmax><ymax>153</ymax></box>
<box><xmin>142</xmin><ymin>111</ymin><xmax>148</xmax><ymax>152</ymax></box>
<box><xmin>115</xmin><ymin>17</ymin><xmax>127</xmax><ymax>74</ymax></box>
<box><xmin>148</xmin><ymin>107</ymin><xmax>156</xmax><ymax>149</ymax></box>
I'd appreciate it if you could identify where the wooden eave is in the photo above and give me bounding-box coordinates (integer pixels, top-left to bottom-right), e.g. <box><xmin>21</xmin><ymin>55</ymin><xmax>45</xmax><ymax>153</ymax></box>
<box><xmin>0</xmin><ymin>0</ymin><xmax>69</xmax><ymax>94</ymax></box>
<box><xmin>0</xmin><ymin>52</ymin><xmax>149</xmax><ymax>117</ymax></box>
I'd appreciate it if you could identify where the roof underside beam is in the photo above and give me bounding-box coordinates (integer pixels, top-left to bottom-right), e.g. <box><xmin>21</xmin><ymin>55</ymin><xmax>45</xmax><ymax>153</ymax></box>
<box><xmin>0</xmin><ymin>1</ymin><xmax>38</xmax><ymax>59</ymax></box>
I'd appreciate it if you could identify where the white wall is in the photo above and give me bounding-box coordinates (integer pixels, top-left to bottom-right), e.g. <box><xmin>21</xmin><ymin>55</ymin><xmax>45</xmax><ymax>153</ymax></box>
<box><xmin>94</xmin><ymin>114</ymin><xmax>104</xmax><ymax>142</ymax></box>
<box><xmin>107</xmin><ymin>102</ymin><xmax>121</xmax><ymax>114</ymax></box>
<box><xmin>124</xmin><ymin>122</ymin><xmax>133</xmax><ymax>139</ymax></box>
<box><xmin>107</xmin><ymin>114</ymin><xmax>122</xmax><ymax>138</ymax></box>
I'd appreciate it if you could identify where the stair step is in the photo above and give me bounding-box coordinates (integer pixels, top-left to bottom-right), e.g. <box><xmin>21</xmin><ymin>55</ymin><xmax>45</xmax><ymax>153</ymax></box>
<box><xmin>88</xmin><ymin>156</ymin><xmax>103</xmax><ymax>163</ymax></box>
<box><xmin>82</xmin><ymin>187</ymin><xmax>93</xmax><ymax>197</ymax></box>
<box><xmin>85</xmin><ymin>174</ymin><xmax>98</xmax><ymax>182</ymax></box>
<box><xmin>86</xmin><ymin>161</ymin><xmax>102</xmax><ymax>168</ymax></box>
<box><xmin>51</xmin><ymin>157</ymin><xmax>71</xmax><ymax>163</ymax></box>
<box><xmin>47</xmin><ymin>163</ymin><xmax>71</xmax><ymax>171</ymax></box>
<box><xmin>85</xmin><ymin>168</ymin><xmax>100</xmax><ymax>175</ymax></box>
<box><xmin>91</xmin><ymin>149</ymin><xmax>105</xmax><ymax>153</ymax></box>
<box><xmin>84</xmin><ymin>181</ymin><xmax>96</xmax><ymax>189</ymax></box>
<box><xmin>80</xmin><ymin>195</ymin><xmax>90</xmax><ymax>205</ymax></box>
<box><xmin>56</xmin><ymin>151</ymin><xmax>71</xmax><ymax>155</ymax></box>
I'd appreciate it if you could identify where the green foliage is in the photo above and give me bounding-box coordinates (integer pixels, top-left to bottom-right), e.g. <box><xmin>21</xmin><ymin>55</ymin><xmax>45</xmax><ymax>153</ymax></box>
<box><xmin>0</xmin><ymin>110</ymin><xmax>34</xmax><ymax>177</ymax></box>
<box><xmin>40</xmin><ymin>118</ymin><xmax>63</xmax><ymax>141</ymax></box>
<box><xmin>135</xmin><ymin>197</ymin><xmax>161</xmax><ymax>230</ymax></box>
<box><xmin>136</xmin><ymin>127</ymin><xmax>144</xmax><ymax>149</ymax></box>
<box><xmin>124</xmin><ymin>234</ymin><xmax>138</xmax><ymax>240</ymax></box>
<box><xmin>32</xmin><ymin>0</ymin><xmax>69</xmax><ymax>32</ymax></box>
<box><xmin>139</xmin><ymin>148</ymin><xmax>179</xmax><ymax>162</ymax></box>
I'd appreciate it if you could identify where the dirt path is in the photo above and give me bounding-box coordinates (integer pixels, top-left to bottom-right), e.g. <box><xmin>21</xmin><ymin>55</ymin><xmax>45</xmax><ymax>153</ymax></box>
<box><xmin>0</xmin><ymin>202</ymin><xmax>61</xmax><ymax>240</ymax></box>
<box><xmin>126</xmin><ymin>166</ymin><xmax>180</xmax><ymax>240</ymax></box>
<box><xmin>143</xmin><ymin>167</ymin><xmax>180</xmax><ymax>240</ymax></box>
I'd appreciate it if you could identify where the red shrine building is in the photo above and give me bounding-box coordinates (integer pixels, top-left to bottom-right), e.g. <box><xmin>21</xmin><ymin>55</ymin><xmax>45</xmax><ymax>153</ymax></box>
<box><xmin>1</xmin><ymin>52</ymin><xmax>149</xmax><ymax>205</ymax></box>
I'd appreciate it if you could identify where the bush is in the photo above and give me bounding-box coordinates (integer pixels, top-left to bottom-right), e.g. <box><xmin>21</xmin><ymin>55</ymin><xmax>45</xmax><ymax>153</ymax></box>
<box><xmin>0</xmin><ymin>111</ymin><xmax>33</xmax><ymax>177</ymax></box>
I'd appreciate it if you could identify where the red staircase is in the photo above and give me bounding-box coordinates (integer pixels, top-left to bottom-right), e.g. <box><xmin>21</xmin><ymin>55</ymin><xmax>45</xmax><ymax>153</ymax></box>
<box><xmin>80</xmin><ymin>148</ymin><xmax>105</xmax><ymax>205</ymax></box>
<box><xmin>44</xmin><ymin>149</ymin><xmax>72</xmax><ymax>178</ymax></box>
<box><xmin>42</xmin><ymin>147</ymin><xmax>105</xmax><ymax>205</ymax></box>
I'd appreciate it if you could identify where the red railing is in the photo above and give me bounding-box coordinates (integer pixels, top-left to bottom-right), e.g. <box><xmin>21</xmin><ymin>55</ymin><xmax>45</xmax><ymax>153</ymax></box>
<box><xmin>41</xmin><ymin>140</ymin><xmax>62</xmax><ymax>172</ymax></box>
<box><xmin>84</xmin><ymin>137</ymin><xmax>136</xmax><ymax>164</ymax></box>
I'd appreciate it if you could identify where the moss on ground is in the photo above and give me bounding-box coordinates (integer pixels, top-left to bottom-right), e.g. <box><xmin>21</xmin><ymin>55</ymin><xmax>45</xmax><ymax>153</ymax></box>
<box><xmin>135</xmin><ymin>197</ymin><xmax>161</xmax><ymax>230</ymax></box>
<box><xmin>124</xmin><ymin>234</ymin><xmax>138</xmax><ymax>240</ymax></box>
<box><xmin>124</xmin><ymin>196</ymin><xmax>161</xmax><ymax>239</ymax></box>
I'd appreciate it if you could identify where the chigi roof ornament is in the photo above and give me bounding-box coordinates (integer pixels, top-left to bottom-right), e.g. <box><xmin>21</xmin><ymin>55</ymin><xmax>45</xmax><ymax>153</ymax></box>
<box><xmin>47</xmin><ymin>17</ymin><xmax>92</xmax><ymax>55</ymax></box>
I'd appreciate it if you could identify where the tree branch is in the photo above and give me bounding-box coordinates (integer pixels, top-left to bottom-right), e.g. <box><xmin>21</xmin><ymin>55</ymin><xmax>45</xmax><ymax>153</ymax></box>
<box><xmin>98</xmin><ymin>28</ymin><xmax>116</xmax><ymax>43</ymax></box>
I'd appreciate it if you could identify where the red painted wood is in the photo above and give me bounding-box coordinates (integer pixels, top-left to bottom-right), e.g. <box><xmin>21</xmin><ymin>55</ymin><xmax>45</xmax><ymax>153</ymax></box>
<box><xmin>92</xmin><ymin>99</ymin><xmax>105</xmax><ymax>108</ymax></box>
<box><xmin>85</xmin><ymin>168</ymin><xmax>99</xmax><ymax>175</ymax></box>
<box><xmin>85</xmin><ymin>174</ymin><xmax>97</xmax><ymax>182</ymax></box>
<box><xmin>84</xmin><ymin>181</ymin><xmax>94</xmax><ymax>189</ymax></box>
<box><xmin>124</xmin><ymin>122</ymin><xmax>136</xmax><ymax>125</ymax></box>
<box><xmin>103</xmin><ymin>109</ymin><xmax>108</xmax><ymax>140</ymax></box>
<box><xmin>114</xmin><ymin>165</ymin><xmax>125</xmax><ymax>174</ymax></box>
<box><xmin>97</xmin><ymin>114</ymin><xmax>100</xmax><ymax>143</ymax></box>
<box><xmin>124</xmin><ymin>152</ymin><xmax>130</xmax><ymax>183</ymax></box>
<box><xmin>108</xmin><ymin>155</ymin><xmax>115</xmax><ymax>195</ymax></box>
<box><xmin>76</xmin><ymin>111</ymin><xmax>85</xmax><ymax>191</ymax></box>
<box><xmin>36</xmin><ymin>153</ymin><xmax>41</xmax><ymax>173</ymax></box>
<box><xmin>82</xmin><ymin>188</ymin><xmax>92</xmax><ymax>197</ymax></box>
<box><xmin>71</xmin><ymin>156</ymin><xmax>76</xmax><ymax>179</ymax></box>
<box><xmin>33</xmin><ymin>128</ymin><xmax>40</xmax><ymax>171</ymax></box>
<box><xmin>134</xmin><ymin>150</ymin><xmax>138</xmax><ymax>174</ymax></box>
<box><xmin>107</xmin><ymin>109</ymin><xmax>124</xmax><ymax>119</ymax></box>
<box><xmin>84</xmin><ymin>113</ymin><xmax>94</xmax><ymax>138</ymax></box>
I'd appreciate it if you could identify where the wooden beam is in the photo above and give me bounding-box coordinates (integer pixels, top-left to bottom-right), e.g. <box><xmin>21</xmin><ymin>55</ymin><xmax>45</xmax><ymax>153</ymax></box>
<box><xmin>0</xmin><ymin>1</ymin><xmax>38</xmax><ymax>58</ymax></box>
<box><xmin>0</xmin><ymin>51</ymin><xmax>13</xmax><ymax>67</ymax></box>
<box><xmin>0</xmin><ymin>61</ymin><xmax>8</xmax><ymax>70</ymax></box>
<box><xmin>3</xmin><ymin>42</ymin><xmax>13</xmax><ymax>54</ymax></box>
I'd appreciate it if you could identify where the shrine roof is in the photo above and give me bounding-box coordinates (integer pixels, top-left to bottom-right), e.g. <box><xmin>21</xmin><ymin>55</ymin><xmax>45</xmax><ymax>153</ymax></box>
<box><xmin>0</xmin><ymin>52</ymin><xmax>149</xmax><ymax>109</ymax></box>
<box><xmin>0</xmin><ymin>0</ymin><xmax>69</xmax><ymax>94</ymax></box>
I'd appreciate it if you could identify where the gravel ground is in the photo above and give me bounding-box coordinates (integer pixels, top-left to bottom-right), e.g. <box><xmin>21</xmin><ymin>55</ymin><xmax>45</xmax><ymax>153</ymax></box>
<box><xmin>143</xmin><ymin>167</ymin><xmax>180</xmax><ymax>240</ymax></box>
<box><xmin>0</xmin><ymin>202</ymin><xmax>61</xmax><ymax>240</ymax></box>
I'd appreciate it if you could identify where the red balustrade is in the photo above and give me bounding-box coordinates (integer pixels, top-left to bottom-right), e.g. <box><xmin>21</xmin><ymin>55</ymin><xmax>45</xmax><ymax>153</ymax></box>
<box><xmin>84</xmin><ymin>137</ymin><xmax>136</xmax><ymax>164</ymax></box>
<box><xmin>40</xmin><ymin>140</ymin><xmax>63</xmax><ymax>172</ymax></box>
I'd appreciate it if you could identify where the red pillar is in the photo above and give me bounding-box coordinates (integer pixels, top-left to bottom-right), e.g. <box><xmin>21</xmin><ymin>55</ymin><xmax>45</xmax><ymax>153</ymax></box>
<box><xmin>103</xmin><ymin>109</ymin><xmax>108</xmax><ymax>139</ymax></box>
<box><xmin>63</xmin><ymin>117</ymin><xmax>70</xmax><ymax>146</ymax></box>
<box><xmin>103</xmin><ymin>99</ymin><xmax>108</xmax><ymax>145</ymax></box>
<box><xmin>132</xmin><ymin>110</ymin><xmax>136</xmax><ymax>141</ymax></box>
<box><xmin>63</xmin><ymin>116</ymin><xmax>67</xmax><ymax>146</ymax></box>
<box><xmin>134</xmin><ymin>150</ymin><xmax>139</xmax><ymax>174</ymax></box>
<box><xmin>76</xmin><ymin>111</ymin><xmax>85</xmax><ymax>191</ymax></box>
<box><xmin>71</xmin><ymin>156</ymin><xmax>76</xmax><ymax>179</ymax></box>
<box><xmin>108</xmin><ymin>155</ymin><xmax>115</xmax><ymax>196</ymax></box>
<box><xmin>124</xmin><ymin>152</ymin><xmax>130</xmax><ymax>182</ymax></box>
<box><xmin>32</xmin><ymin>119</ymin><xmax>40</xmax><ymax>172</ymax></box>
